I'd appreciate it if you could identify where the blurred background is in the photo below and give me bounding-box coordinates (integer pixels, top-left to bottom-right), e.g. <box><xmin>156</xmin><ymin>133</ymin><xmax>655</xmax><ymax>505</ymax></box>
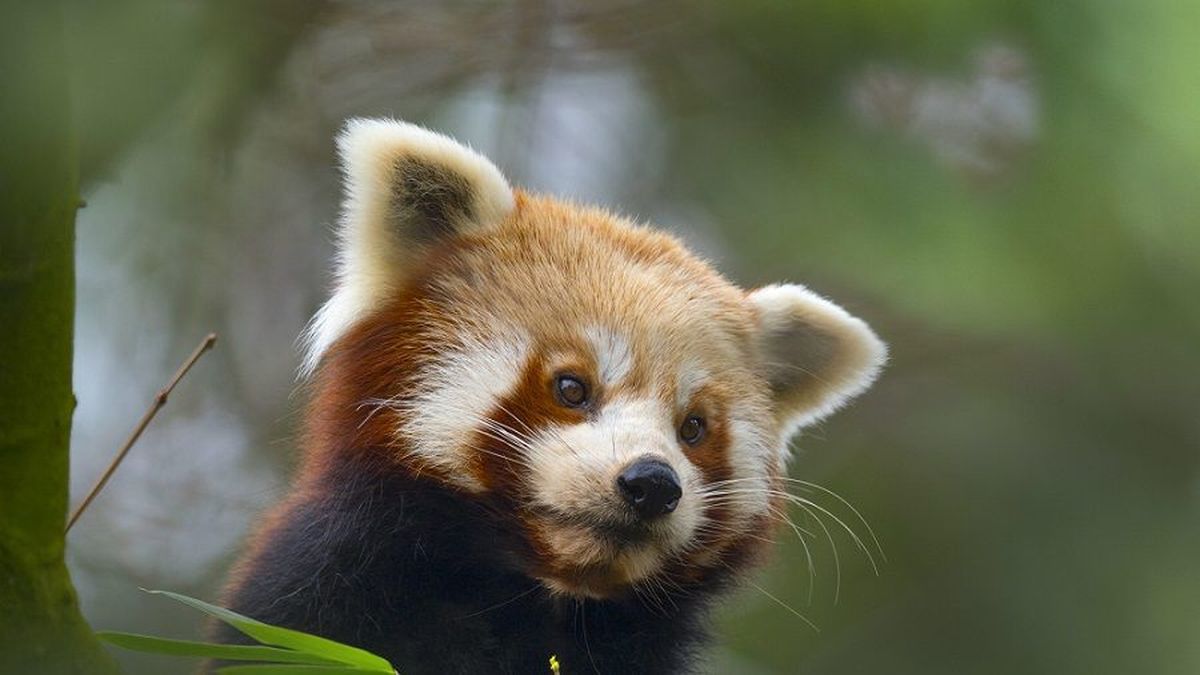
<box><xmin>64</xmin><ymin>1</ymin><xmax>1200</xmax><ymax>673</ymax></box>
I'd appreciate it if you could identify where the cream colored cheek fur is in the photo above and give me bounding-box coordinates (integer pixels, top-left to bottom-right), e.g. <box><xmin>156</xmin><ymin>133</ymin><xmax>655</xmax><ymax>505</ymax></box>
<box><xmin>389</xmin><ymin>331</ymin><xmax>530</xmax><ymax>493</ymax></box>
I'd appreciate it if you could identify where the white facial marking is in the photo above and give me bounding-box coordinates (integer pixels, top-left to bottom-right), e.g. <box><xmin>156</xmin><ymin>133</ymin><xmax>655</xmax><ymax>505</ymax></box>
<box><xmin>586</xmin><ymin>325</ymin><xmax>634</xmax><ymax>386</ymax></box>
<box><xmin>721</xmin><ymin>415</ymin><xmax>773</xmax><ymax>516</ymax></box>
<box><xmin>399</xmin><ymin>330</ymin><xmax>529</xmax><ymax>491</ymax></box>
<box><xmin>676</xmin><ymin>358</ymin><xmax>710</xmax><ymax>410</ymax></box>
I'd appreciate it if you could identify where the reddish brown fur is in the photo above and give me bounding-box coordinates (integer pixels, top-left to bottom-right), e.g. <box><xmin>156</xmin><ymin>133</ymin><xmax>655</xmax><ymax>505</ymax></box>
<box><xmin>231</xmin><ymin>191</ymin><xmax>783</xmax><ymax>597</ymax></box>
<box><xmin>217</xmin><ymin>122</ymin><xmax>886</xmax><ymax>675</ymax></box>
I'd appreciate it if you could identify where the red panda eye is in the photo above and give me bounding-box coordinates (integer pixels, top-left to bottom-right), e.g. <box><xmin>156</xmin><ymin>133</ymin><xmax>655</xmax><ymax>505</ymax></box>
<box><xmin>554</xmin><ymin>374</ymin><xmax>589</xmax><ymax>408</ymax></box>
<box><xmin>679</xmin><ymin>415</ymin><xmax>706</xmax><ymax>445</ymax></box>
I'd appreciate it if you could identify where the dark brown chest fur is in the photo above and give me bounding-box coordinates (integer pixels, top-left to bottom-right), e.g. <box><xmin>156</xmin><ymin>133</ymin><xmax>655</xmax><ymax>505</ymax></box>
<box><xmin>216</xmin><ymin>454</ymin><xmax>731</xmax><ymax>675</ymax></box>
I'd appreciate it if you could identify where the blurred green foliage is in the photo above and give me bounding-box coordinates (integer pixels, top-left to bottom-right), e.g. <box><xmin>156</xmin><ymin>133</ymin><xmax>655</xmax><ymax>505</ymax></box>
<box><xmin>59</xmin><ymin>1</ymin><xmax>1199</xmax><ymax>674</ymax></box>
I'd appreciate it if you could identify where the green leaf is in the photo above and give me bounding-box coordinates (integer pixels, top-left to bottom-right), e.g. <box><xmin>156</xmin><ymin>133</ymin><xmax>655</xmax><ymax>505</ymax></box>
<box><xmin>97</xmin><ymin>632</ymin><xmax>342</xmax><ymax>665</ymax></box>
<box><xmin>142</xmin><ymin>589</ymin><xmax>395</xmax><ymax>672</ymax></box>
<box><xmin>213</xmin><ymin>662</ymin><xmax>386</xmax><ymax>667</ymax></box>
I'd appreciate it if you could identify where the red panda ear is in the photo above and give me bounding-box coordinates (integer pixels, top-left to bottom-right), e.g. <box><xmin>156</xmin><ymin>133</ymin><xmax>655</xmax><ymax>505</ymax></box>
<box><xmin>300</xmin><ymin>118</ymin><xmax>515</xmax><ymax>377</ymax></box>
<box><xmin>748</xmin><ymin>284</ymin><xmax>887</xmax><ymax>440</ymax></box>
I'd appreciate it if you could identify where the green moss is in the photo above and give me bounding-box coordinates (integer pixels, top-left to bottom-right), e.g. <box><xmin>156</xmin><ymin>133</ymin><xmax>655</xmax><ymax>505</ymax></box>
<box><xmin>0</xmin><ymin>3</ymin><xmax>119</xmax><ymax>674</ymax></box>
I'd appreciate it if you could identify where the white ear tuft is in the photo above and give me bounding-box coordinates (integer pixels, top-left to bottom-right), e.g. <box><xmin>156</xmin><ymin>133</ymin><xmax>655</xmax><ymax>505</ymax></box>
<box><xmin>748</xmin><ymin>284</ymin><xmax>887</xmax><ymax>442</ymax></box>
<box><xmin>299</xmin><ymin>119</ymin><xmax>515</xmax><ymax>378</ymax></box>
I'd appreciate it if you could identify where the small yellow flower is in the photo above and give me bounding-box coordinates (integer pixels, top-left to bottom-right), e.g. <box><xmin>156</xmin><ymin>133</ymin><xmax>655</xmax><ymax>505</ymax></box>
<box><xmin>549</xmin><ymin>654</ymin><xmax>561</xmax><ymax>674</ymax></box>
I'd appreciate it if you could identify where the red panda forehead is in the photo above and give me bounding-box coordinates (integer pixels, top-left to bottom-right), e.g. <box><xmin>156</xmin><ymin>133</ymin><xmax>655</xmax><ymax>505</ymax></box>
<box><xmin>418</xmin><ymin>195</ymin><xmax>759</xmax><ymax>368</ymax></box>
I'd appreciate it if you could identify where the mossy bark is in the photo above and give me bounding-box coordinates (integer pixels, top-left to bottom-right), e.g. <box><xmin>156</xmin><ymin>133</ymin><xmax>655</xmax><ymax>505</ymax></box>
<box><xmin>0</xmin><ymin>3</ymin><xmax>119</xmax><ymax>674</ymax></box>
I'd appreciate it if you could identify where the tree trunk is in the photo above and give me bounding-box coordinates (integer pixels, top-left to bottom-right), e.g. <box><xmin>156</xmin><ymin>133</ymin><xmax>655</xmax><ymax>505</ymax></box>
<box><xmin>0</xmin><ymin>3</ymin><xmax>120</xmax><ymax>674</ymax></box>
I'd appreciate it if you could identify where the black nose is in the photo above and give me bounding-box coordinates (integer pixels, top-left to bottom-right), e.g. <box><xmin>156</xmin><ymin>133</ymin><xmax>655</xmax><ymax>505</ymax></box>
<box><xmin>617</xmin><ymin>459</ymin><xmax>682</xmax><ymax>519</ymax></box>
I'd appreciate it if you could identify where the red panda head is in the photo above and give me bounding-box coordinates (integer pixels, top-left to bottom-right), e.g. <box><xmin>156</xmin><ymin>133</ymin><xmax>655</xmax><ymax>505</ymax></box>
<box><xmin>299</xmin><ymin>119</ymin><xmax>886</xmax><ymax>600</ymax></box>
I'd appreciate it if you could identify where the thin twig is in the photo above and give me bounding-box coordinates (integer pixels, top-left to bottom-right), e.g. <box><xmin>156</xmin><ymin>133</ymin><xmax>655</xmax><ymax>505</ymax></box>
<box><xmin>66</xmin><ymin>333</ymin><xmax>218</xmax><ymax>533</ymax></box>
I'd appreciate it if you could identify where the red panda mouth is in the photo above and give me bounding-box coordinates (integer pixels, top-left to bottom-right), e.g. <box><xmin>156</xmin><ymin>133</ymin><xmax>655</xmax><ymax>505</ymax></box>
<box><xmin>522</xmin><ymin>508</ymin><xmax>680</xmax><ymax>599</ymax></box>
<box><xmin>535</xmin><ymin>547</ymin><xmax>663</xmax><ymax>600</ymax></box>
<box><xmin>530</xmin><ymin>506</ymin><xmax>658</xmax><ymax>546</ymax></box>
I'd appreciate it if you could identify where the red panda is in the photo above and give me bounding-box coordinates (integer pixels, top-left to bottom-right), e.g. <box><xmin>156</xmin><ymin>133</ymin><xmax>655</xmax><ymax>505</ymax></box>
<box><xmin>216</xmin><ymin>119</ymin><xmax>887</xmax><ymax>674</ymax></box>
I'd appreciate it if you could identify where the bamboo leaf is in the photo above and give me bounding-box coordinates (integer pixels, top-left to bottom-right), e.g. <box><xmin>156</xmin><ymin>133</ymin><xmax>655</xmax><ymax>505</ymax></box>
<box><xmin>97</xmin><ymin>632</ymin><xmax>341</xmax><ymax>665</ymax></box>
<box><xmin>216</xmin><ymin>666</ymin><xmax>393</xmax><ymax>674</ymax></box>
<box><xmin>142</xmin><ymin>589</ymin><xmax>395</xmax><ymax>672</ymax></box>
